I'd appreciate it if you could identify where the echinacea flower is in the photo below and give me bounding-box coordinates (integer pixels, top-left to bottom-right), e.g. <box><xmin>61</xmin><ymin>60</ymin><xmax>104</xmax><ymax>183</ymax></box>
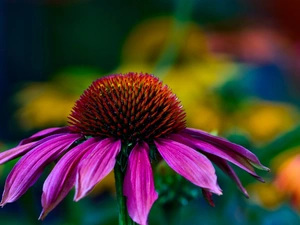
<box><xmin>0</xmin><ymin>72</ymin><xmax>269</xmax><ymax>225</ymax></box>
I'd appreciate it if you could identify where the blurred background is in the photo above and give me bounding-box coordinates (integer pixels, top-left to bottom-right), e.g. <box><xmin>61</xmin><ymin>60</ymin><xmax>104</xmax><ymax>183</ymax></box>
<box><xmin>1</xmin><ymin>0</ymin><xmax>300</xmax><ymax>224</ymax></box>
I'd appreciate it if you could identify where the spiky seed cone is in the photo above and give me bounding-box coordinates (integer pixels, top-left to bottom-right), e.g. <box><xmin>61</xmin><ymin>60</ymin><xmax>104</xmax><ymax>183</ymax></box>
<box><xmin>69</xmin><ymin>72</ymin><xmax>186</xmax><ymax>143</ymax></box>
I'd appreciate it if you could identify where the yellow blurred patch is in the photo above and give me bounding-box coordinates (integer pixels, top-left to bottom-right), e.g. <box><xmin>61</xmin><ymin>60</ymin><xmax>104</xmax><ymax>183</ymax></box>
<box><xmin>236</xmin><ymin>102</ymin><xmax>299</xmax><ymax>143</ymax></box>
<box><xmin>16</xmin><ymin>84</ymin><xmax>77</xmax><ymax>129</ymax></box>
<box><xmin>15</xmin><ymin>67</ymin><xmax>101</xmax><ymax>130</ymax></box>
<box><xmin>247</xmin><ymin>182</ymin><xmax>285</xmax><ymax>209</ymax></box>
<box><xmin>121</xmin><ymin>17</ymin><xmax>209</xmax><ymax>67</ymax></box>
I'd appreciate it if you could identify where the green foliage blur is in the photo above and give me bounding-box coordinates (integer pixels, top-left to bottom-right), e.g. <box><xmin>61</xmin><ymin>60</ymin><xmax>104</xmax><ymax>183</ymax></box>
<box><xmin>1</xmin><ymin>0</ymin><xmax>300</xmax><ymax>224</ymax></box>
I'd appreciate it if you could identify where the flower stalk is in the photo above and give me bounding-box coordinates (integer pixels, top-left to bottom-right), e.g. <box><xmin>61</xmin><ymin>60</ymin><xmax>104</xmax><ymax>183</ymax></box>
<box><xmin>114</xmin><ymin>162</ymin><xmax>135</xmax><ymax>225</ymax></box>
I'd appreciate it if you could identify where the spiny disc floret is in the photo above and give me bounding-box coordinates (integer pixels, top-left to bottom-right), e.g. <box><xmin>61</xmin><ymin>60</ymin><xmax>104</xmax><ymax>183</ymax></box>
<box><xmin>68</xmin><ymin>72</ymin><xmax>186</xmax><ymax>143</ymax></box>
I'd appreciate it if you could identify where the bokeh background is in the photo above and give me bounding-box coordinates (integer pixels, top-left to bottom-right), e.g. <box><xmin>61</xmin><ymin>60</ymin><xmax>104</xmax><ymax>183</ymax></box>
<box><xmin>1</xmin><ymin>0</ymin><xmax>300</xmax><ymax>224</ymax></box>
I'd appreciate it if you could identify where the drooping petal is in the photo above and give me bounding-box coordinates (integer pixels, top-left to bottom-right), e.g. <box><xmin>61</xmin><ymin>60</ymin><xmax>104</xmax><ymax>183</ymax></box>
<box><xmin>0</xmin><ymin>142</ymin><xmax>37</xmax><ymax>165</ymax></box>
<box><xmin>210</xmin><ymin>156</ymin><xmax>249</xmax><ymax>197</ymax></box>
<box><xmin>0</xmin><ymin>133</ymin><xmax>70</xmax><ymax>165</ymax></box>
<box><xmin>169</xmin><ymin>133</ymin><xmax>263</xmax><ymax>180</ymax></box>
<box><xmin>175</xmin><ymin>133</ymin><xmax>265</xmax><ymax>188</ymax></box>
<box><xmin>202</xmin><ymin>189</ymin><xmax>215</xmax><ymax>207</ymax></box>
<box><xmin>123</xmin><ymin>142</ymin><xmax>158</xmax><ymax>225</ymax></box>
<box><xmin>0</xmin><ymin>133</ymin><xmax>81</xmax><ymax>206</ymax></box>
<box><xmin>39</xmin><ymin>137</ymin><xmax>100</xmax><ymax>219</ymax></box>
<box><xmin>74</xmin><ymin>138</ymin><xmax>121</xmax><ymax>201</ymax></box>
<box><xmin>155</xmin><ymin>138</ymin><xmax>222</xmax><ymax>195</ymax></box>
<box><xmin>182</xmin><ymin>128</ymin><xmax>269</xmax><ymax>171</ymax></box>
<box><xmin>18</xmin><ymin>127</ymin><xmax>70</xmax><ymax>146</ymax></box>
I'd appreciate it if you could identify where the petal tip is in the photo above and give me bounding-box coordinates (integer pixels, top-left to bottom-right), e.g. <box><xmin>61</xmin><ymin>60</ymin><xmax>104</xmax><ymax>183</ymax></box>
<box><xmin>241</xmin><ymin>188</ymin><xmax>249</xmax><ymax>198</ymax></box>
<box><xmin>0</xmin><ymin>198</ymin><xmax>8</xmax><ymax>208</ymax></box>
<box><xmin>257</xmin><ymin>176</ymin><xmax>265</xmax><ymax>183</ymax></box>
<box><xmin>209</xmin><ymin>187</ymin><xmax>222</xmax><ymax>196</ymax></box>
<box><xmin>73</xmin><ymin>193</ymin><xmax>83</xmax><ymax>202</ymax></box>
<box><xmin>213</xmin><ymin>185</ymin><xmax>223</xmax><ymax>196</ymax></box>
<box><xmin>74</xmin><ymin>186</ymin><xmax>90</xmax><ymax>202</ymax></box>
<box><xmin>216</xmin><ymin>190</ymin><xmax>223</xmax><ymax>196</ymax></box>
<box><xmin>252</xmin><ymin>163</ymin><xmax>270</xmax><ymax>172</ymax></box>
<box><xmin>38</xmin><ymin>211</ymin><xmax>46</xmax><ymax>221</ymax></box>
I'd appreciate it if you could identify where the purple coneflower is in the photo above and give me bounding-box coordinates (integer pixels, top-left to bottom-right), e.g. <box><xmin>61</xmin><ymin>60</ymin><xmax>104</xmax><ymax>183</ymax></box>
<box><xmin>0</xmin><ymin>72</ymin><xmax>268</xmax><ymax>225</ymax></box>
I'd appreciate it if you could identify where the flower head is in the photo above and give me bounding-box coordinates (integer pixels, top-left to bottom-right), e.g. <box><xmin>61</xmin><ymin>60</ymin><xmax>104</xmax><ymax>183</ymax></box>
<box><xmin>68</xmin><ymin>73</ymin><xmax>186</xmax><ymax>142</ymax></box>
<box><xmin>0</xmin><ymin>72</ymin><xmax>269</xmax><ymax>225</ymax></box>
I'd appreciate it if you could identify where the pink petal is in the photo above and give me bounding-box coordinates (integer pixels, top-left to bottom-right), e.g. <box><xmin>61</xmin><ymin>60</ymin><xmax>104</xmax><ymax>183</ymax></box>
<box><xmin>0</xmin><ymin>133</ymin><xmax>81</xmax><ymax>206</ymax></box>
<box><xmin>202</xmin><ymin>189</ymin><xmax>215</xmax><ymax>207</ymax></box>
<box><xmin>169</xmin><ymin>133</ymin><xmax>262</xmax><ymax>180</ymax></box>
<box><xmin>18</xmin><ymin>127</ymin><xmax>70</xmax><ymax>146</ymax></box>
<box><xmin>155</xmin><ymin>138</ymin><xmax>222</xmax><ymax>195</ymax></box>
<box><xmin>74</xmin><ymin>138</ymin><xmax>121</xmax><ymax>200</ymax></box>
<box><xmin>123</xmin><ymin>141</ymin><xmax>158</xmax><ymax>225</ymax></box>
<box><xmin>0</xmin><ymin>142</ymin><xmax>37</xmax><ymax>165</ymax></box>
<box><xmin>39</xmin><ymin>138</ymin><xmax>100</xmax><ymax>219</ymax></box>
<box><xmin>182</xmin><ymin>128</ymin><xmax>269</xmax><ymax>171</ymax></box>
<box><xmin>0</xmin><ymin>133</ymin><xmax>71</xmax><ymax>165</ymax></box>
<box><xmin>210</xmin><ymin>156</ymin><xmax>249</xmax><ymax>197</ymax></box>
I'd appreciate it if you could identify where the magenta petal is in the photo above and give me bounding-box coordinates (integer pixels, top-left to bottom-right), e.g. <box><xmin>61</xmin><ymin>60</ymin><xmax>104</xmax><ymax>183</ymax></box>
<box><xmin>155</xmin><ymin>138</ymin><xmax>222</xmax><ymax>195</ymax></box>
<box><xmin>202</xmin><ymin>189</ymin><xmax>215</xmax><ymax>207</ymax></box>
<box><xmin>182</xmin><ymin>128</ymin><xmax>269</xmax><ymax>171</ymax></box>
<box><xmin>0</xmin><ymin>142</ymin><xmax>37</xmax><ymax>165</ymax></box>
<box><xmin>0</xmin><ymin>134</ymin><xmax>81</xmax><ymax>206</ymax></box>
<box><xmin>74</xmin><ymin>138</ymin><xmax>121</xmax><ymax>200</ymax></box>
<box><xmin>169</xmin><ymin>133</ymin><xmax>262</xmax><ymax>179</ymax></box>
<box><xmin>18</xmin><ymin>127</ymin><xmax>70</xmax><ymax>146</ymax></box>
<box><xmin>123</xmin><ymin>142</ymin><xmax>158</xmax><ymax>225</ymax></box>
<box><xmin>39</xmin><ymin>138</ymin><xmax>99</xmax><ymax>219</ymax></box>
<box><xmin>0</xmin><ymin>133</ymin><xmax>71</xmax><ymax>165</ymax></box>
<box><xmin>211</xmin><ymin>157</ymin><xmax>249</xmax><ymax>197</ymax></box>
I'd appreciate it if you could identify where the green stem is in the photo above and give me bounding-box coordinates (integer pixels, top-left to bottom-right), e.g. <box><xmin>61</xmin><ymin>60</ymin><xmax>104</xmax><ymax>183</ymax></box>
<box><xmin>114</xmin><ymin>163</ymin><xmax>135</xmax><ymax>225</ymax></box>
